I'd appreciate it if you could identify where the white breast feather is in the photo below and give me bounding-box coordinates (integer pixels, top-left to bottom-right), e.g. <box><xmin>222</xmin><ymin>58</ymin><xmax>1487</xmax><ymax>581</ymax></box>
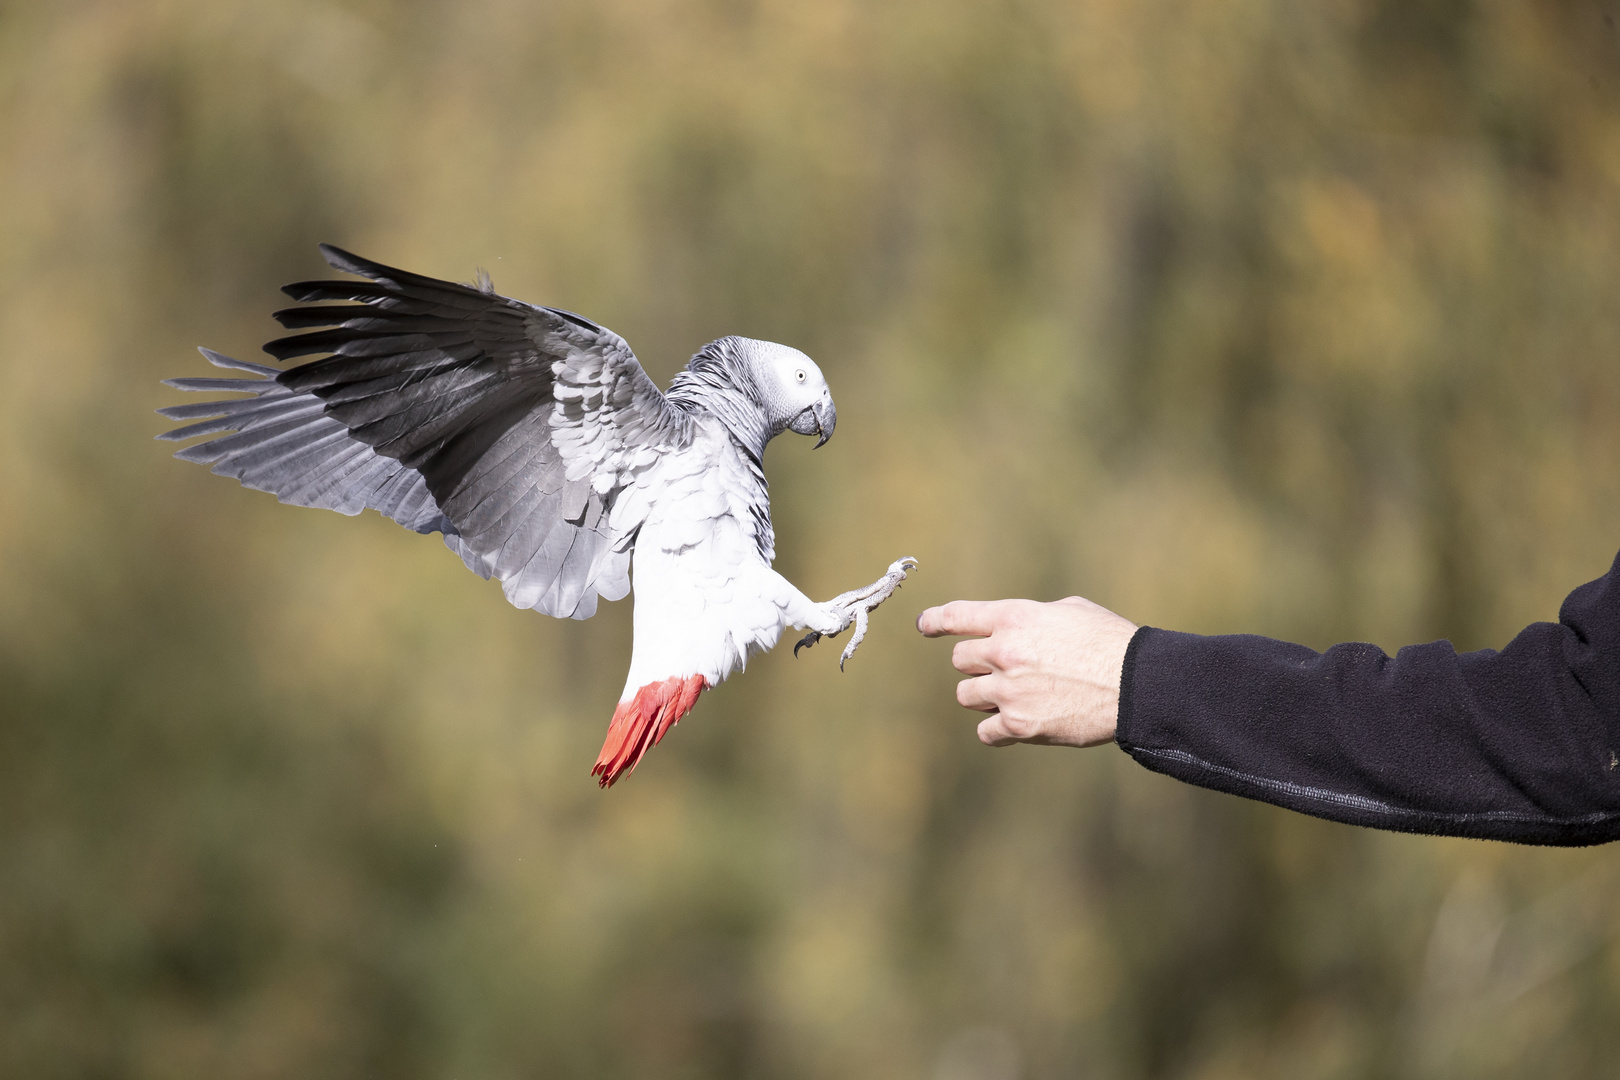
<box><xmin>617</xmin><ymin>420</ymin><xmax>790</xmax><ymax>697</ymax></box>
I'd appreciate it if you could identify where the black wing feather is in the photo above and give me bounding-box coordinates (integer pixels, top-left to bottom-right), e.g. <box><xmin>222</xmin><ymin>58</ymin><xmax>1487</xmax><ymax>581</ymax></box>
<box><xmin>156</xmin><ymin>245</ymin><xmax>678</xmax><ymax>617</ymax></box>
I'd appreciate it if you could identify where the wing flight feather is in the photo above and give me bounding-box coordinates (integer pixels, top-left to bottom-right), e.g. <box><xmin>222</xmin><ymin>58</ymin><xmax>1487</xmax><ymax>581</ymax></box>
<box><xmin>158</xmin><ymin>245</ymin><xmax>690</xmax><ymax>618</ymax></box>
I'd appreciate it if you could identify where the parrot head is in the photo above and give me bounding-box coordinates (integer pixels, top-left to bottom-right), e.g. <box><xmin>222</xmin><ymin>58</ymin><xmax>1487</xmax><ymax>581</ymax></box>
<box><xmin>741</xmin><ymin>339</ymin><xmax>837</xmax><ymax>448</ymax></box>
<box><xmin>679</xmin><ymin>336</ymin><xmax>838</xmax><ymax>450</ymax></box>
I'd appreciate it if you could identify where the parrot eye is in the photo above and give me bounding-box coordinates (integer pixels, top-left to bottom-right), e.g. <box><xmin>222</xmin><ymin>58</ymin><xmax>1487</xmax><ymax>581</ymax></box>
<box><xmin>795</xmin><ymin>369</ymin><xmax>806</xmax><ymax>383</ymax></box>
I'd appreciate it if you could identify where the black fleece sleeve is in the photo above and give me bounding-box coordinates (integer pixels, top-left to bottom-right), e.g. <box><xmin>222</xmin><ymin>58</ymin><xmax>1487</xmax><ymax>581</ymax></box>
<box><xmin>1116</xmin><ymin>551</ymin><xmax>1620</xmax><ymax>846</ymax></box>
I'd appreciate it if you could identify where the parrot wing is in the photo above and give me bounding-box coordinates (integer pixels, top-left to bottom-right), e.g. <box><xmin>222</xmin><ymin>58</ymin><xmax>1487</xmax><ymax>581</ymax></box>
<box><xmin>158</xmin><ymin>244</ymin><xmax>691</xmax><ymax>619</ymax></box>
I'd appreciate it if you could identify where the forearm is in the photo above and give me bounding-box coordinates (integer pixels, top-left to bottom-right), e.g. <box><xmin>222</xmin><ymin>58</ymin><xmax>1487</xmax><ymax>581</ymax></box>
<box><xmin>1117</xmin><ymin>615</ymin><xmax>1620</xmax><ymax>845</ymax></box>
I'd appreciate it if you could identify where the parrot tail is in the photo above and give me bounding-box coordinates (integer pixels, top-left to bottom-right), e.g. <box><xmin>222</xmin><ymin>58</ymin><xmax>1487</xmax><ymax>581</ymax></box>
<box><xmin>593</xmin><ymin>674</ymin><xmax>708</xmax><ymax>787</ymax></box>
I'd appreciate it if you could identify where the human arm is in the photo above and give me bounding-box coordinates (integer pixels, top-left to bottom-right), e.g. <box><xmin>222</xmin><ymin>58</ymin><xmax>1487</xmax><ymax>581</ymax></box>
<box><xmin>1118</xmin><ymin>557</ymin><xmax>1620</xmax><ymax>845</ymax></box>
<box><xmin>918</xmin><ymin>554</ymin><xmax>1620</xmax><ymax>846</ymax></box>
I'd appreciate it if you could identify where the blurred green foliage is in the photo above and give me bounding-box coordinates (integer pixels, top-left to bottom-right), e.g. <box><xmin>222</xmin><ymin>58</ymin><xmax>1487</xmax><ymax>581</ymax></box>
<box><xmin>3</xmin><ymin>0</ymin><xmax>1620</xmax><ymax>1077</ymax></box>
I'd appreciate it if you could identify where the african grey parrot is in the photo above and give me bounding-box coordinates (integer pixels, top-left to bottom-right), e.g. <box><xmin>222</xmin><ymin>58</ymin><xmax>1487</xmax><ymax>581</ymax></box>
<box><xmin>158</xmin><ymin>245</ymin><xmax>916</xmax><ymax>786</ymax></box>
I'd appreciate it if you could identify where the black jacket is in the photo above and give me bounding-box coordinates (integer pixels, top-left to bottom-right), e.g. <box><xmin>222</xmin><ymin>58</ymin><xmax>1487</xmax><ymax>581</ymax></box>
<box><xmin>1116</xmin><ymin>551</ymin><xmax>1620</xmax><ymax>845</ymax></box>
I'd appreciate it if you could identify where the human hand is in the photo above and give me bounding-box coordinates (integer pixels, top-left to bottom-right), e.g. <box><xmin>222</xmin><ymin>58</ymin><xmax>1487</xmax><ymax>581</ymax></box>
<box><xmin>916</xmin><ymin>597</ymin><xmax>1138</xmax><ymax>747</ymax></box>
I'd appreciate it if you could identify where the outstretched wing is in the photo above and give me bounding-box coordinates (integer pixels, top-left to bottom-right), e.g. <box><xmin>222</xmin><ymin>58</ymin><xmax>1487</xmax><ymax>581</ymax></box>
<box><xmin>158</xmin><ymin>244</ymin><xmax>691</xmax><ymax>619</ymax></box>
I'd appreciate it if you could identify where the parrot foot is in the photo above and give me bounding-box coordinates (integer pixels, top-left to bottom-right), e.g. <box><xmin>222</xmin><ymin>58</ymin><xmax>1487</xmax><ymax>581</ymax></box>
<box><xmin>794</xmin><ymin>557</ymin><xmax>919</xmax><ymax>670</ymax></box>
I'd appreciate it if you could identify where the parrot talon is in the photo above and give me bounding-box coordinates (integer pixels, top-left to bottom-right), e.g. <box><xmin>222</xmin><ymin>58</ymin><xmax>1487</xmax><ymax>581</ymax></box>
<box><xmin>839</xmin><ymin>608</ymin><xmax>871</xmax><ymax>671</ymax></box>
<box><xmin>809</xmin><ymin>556</ymin><xmax>918</xmax><ymax>671</ymax></box>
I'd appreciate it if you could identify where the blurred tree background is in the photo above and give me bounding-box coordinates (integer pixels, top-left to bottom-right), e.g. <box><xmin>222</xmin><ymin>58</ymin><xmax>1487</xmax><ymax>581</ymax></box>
<box><xmin>3</xmin><ymin>0</ymin><xmax>1620</xmax><ymax>1076</ymax></box>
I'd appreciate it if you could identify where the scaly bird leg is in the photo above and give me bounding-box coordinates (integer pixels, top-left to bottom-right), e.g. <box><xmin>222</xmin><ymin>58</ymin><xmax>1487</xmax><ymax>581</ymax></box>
<box><xmin>794</xmin><ymin>557</ymin><xmax>919</xmax><ymax>670</ymax></box>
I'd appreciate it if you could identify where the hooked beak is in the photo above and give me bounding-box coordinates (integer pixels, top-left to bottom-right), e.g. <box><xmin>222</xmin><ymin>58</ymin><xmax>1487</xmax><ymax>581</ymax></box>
<box><xmin>811</xmin><ymin>395</ymin><xmax>836</xmax><ymax>448</ymax></box>
<box><xmin>790</xmin><ymin>394</ymin><xmax>837</xmax><ymax>447</ymax></box>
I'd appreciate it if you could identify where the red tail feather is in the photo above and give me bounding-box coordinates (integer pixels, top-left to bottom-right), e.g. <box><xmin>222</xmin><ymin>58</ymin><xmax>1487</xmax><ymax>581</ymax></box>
<box><xmin>593</xmin><ymin>674</ymin><xmax>708</xmax><ymax>787</ymax></box>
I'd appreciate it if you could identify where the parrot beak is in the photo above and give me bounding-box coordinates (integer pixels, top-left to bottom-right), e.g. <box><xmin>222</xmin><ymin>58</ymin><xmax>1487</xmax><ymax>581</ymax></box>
<box><xmin>812</xmin><ymin>395</ymin><xmax>836</xmax><ymax>449</ymax></box>
<box><xmin>789</xmin><ymin>395</ymin><xmax>837</xmax><ymax>447</ymax></box>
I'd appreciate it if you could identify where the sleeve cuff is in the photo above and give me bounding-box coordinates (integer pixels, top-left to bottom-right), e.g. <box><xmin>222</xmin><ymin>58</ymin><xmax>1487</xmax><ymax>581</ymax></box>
<box><xmin>1114</xmin><ymin>624</ymin><xmax>1153</xmax><ymax>749</ymax></box>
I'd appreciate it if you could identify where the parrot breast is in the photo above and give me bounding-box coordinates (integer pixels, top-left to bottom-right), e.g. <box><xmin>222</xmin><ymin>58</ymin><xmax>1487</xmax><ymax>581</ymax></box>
<box><xmin>592</xmin><ymin>674</ymin><xmax>709</xmax><ymax>787</ymax></box>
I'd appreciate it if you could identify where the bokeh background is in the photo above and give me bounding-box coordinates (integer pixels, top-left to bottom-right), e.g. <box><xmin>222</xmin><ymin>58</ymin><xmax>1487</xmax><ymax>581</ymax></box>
<box><xmin>4</xmin><ymin>1</ymin><xmax>1620</xmax><ymax>1076</ymax></box>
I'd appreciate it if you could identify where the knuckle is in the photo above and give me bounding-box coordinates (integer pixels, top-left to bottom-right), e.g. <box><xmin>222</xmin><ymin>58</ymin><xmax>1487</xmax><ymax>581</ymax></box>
<box><xmin>1000</xmin><ymin>713</ymin><xmax>1039</xmax><ymax>739</ymax></box>
<box><xmin>996</xmin><ymin>644</ymin><xmax>1031</xmax><ymax>672</ymax></box>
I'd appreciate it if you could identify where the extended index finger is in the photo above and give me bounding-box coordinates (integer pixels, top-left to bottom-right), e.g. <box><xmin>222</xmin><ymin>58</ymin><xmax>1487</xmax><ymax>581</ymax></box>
<box><xmin>917</xmin><ymin>600</ymin><xmax>1005</xmax><ymax>638</ymax></box>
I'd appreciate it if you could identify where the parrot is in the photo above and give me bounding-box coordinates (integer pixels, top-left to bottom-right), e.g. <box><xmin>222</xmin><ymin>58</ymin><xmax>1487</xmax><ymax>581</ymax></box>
<box><xmin>157</xmin><ymin>245</ymin><xmax>916</xmax><ymax>787</ymax></box>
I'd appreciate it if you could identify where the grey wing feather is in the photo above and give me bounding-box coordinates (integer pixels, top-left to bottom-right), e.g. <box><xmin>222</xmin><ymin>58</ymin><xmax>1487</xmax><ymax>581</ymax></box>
<box><xmin>159</xmin><ymin>349</ymin><xmax>450</xmax><ymax>534</ymax></box>
<box><xmin>158</xmin><ymin>244</ymin><xmax>688</xmax><ymax>618</ymax></box>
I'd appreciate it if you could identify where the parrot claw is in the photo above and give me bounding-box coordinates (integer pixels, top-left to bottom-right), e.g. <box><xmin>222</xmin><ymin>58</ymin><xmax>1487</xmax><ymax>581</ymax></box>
<box><xmin>839</xmin><ymin>609</ymin><xmax>870</xmax><ymax>672</ymax></box>
<box><xmin>799</xmin><ymin>556</ymin><xmax>919</xmax><ymax>669</ymax></box>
